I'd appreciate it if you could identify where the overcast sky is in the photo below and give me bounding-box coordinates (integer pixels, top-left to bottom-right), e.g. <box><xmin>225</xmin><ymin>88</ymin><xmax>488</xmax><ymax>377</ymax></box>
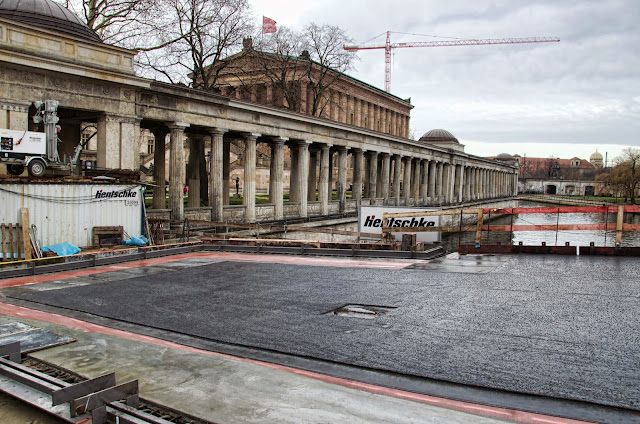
<box><xmin>248</xmin><ymin>0</ymin><xmax>639</xmax><ymax>165</ymax></box>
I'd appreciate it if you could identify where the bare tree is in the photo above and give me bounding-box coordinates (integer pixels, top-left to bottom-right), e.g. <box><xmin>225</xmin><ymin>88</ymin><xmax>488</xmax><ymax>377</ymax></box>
<box><xmin>58</xmin><ymin>0</ymin><xmax>158</xmax><ymax>45</ymax></box>
<box><xmin>303</xmin><ymin>23</ymin><xmax>355</xmax><ymax>116</ymax></box>
<box><xmin>58</xmin><ymin>0</ymin><xmax>254</xmax><ymax>87</ymax></box>
<box><xmin>228</xmin><ymin>23</ymin><xmax>356</xmax><ymax>115</ymax></box>
<box><xmin>597</xmin><ymin>148</ymin><xmax>640</xmax><ymax>202</ymax></box>
<box><xmin>240</xmin><ymin>27</ymin><xmax>310</xmax><ymax>111</ymax></box>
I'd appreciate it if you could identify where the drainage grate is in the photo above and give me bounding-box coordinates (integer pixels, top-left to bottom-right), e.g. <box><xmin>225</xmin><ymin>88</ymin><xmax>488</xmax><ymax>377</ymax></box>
<box><xmin>327</xmin><ymin>304</ymin><xmax>396</xmax><ymax>319</ymax></box>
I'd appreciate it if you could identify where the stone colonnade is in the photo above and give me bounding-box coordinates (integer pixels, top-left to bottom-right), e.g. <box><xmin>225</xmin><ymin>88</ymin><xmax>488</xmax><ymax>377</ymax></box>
<box><xmin>147</xmin><ymin>124</ymin><xmax>518</xmax><ymax>222</ymax></box>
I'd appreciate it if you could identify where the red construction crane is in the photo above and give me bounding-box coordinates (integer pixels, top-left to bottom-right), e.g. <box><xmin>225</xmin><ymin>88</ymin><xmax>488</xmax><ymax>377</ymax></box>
<box><xmin>344</xmin><ymin>31</ymin><xmax>560</xmax><ymax>92</ymax></box>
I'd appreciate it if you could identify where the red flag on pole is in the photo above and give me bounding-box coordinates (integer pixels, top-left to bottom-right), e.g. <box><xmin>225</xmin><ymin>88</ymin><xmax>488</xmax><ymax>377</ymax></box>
<box><xmin>263</xmin><ymin>16</ymin><xmax>277</xmax><ymax>34</ymax></box>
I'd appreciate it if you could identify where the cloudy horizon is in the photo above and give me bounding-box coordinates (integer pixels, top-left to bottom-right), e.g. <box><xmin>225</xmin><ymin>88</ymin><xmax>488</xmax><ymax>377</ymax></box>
<box><xmin>249</xmin><ymin>0</ymin><xmax>639</xmax><ymax>163</ymax></box>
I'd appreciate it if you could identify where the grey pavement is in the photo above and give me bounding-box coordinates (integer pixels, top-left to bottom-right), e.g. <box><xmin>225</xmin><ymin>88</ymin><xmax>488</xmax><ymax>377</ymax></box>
<box><xmin>3</xmin><ymin>253</ymin><xmax>640</xmax><ymax>423</ymax></box>
<box><xmin>0</xmin><ymin>315</ymin><xmax>516</xmax><ymax>424</ymax></box>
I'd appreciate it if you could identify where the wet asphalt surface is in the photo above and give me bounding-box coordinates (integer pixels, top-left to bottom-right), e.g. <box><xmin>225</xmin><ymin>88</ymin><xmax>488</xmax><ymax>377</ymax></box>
<box><xmin>6</xmin><ymin>255</ymin><xmax>640</xmax><ymax>413</ymax></box>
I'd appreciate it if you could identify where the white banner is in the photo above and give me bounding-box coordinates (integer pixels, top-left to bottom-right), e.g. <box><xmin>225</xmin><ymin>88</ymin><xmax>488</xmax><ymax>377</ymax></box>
<box><xmin>359</xmin><ymin>206</ymin><xmax>441</xmax><ymax>243</ymax></box>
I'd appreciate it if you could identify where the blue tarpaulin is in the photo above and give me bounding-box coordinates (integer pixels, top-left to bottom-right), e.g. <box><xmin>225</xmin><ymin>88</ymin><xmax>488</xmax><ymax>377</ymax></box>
<box><xmin>123</xmin><ymin>235</ymin><xmax>148</xmax><ymax>247</ymax></box>
<box><xmin>42</xmin><ymin>242</ymin><xmax>81</xmax><ymax>257</ymax></box>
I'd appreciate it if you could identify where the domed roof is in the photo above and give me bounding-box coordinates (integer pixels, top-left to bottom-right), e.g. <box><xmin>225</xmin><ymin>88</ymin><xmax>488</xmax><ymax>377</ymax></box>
<box><xmin>590</xmin><ymin>150</ymin><xmax>603</xmax><ymax>160</ymax></box>
<box><xmin>0</xmin><ymin>0</ymin><xmax>102</xmax><ymax>43</ymax></box>
<box><xmin>419</xmin><ymin>129</ymin><xmax>459</xmax><ymax>143</ymax></box>
<box><xmin>495</xmin><ymin>153</ymin><xmax>514</xmax><ymax>161</ymax></box>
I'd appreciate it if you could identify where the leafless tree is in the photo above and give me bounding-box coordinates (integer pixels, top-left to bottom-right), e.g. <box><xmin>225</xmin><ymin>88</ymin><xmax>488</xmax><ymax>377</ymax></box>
<box><xmin>58</xmin><ymin>0</ymin><xmax>254</xmax><ymax>87</ymax></box>
<box><xmin>303</xmin><ymin>23</ymin><xmax>355</xmax><ymax>116</ymax></box>
<box><xmin>148</xmin><ymin>0</ymin><xmax>254</xmax><ymax>88</ymax></box>
<box><xmin>597</xmin><ymin>148</ymin><xmax>640</xmax><ymax>202</ymax></box>
<box><xmin>58</xmin><ymin>0</ymin><xmax>158</xmax><ymax>45</ymax></box>
<box><xmin>232</xmin><ymin>23</ymin><xmax>356</xmax><ymax>116</ymax></box>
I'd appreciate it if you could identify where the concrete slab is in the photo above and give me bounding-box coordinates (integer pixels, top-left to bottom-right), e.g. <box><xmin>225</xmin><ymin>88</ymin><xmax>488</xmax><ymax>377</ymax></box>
<box><xmin>0</xmin><ymin>315</ymin><xmax>519</xmax><ymax>424</ymax></box>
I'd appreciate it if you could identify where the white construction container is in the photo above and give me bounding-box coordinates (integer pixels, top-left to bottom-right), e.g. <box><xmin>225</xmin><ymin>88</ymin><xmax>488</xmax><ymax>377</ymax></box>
<box><xmin>0</xmin><ymin>182</ymin><xmax>143</xmax><ymax>248</ymax></box>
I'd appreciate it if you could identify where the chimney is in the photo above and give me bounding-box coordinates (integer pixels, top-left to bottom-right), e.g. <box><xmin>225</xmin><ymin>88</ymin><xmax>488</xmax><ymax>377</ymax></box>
<box><xmin>243</xmin><ymin>37</ymin><xmax>253</xmax><ymax>51</ymax></box>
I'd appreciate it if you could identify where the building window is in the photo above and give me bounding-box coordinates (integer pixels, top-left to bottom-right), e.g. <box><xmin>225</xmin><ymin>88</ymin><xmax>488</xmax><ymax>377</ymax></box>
<box><xmin>147</xmin><ymin>138</ymin><xmax>154</xmax><ymax>155</ymax></box>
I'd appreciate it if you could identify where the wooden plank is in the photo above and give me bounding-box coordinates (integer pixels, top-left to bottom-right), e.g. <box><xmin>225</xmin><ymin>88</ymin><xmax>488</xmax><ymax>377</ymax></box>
<box><xmin>1</xmin><ymin>224</ymin><xmax>6</xmax><ymax>262</ymax></box>
<box><xmin>475</xmin><ymin>209</ymin><xmax>483</xmax><ymax>244</ymax></box>
<box><xmin>20</xmin><ymin>208</ymin><xmax>32</xmax><ymax>261</ymax></box>
<box><xmin>17</xmin><ymin>225</ymin><xmax>23</xmax><ymax>261</ymax></box>
<box><xmin>9</xmin><ymin>225</ymin><xmax>14</xmax><ymax>262</ymax></box>
<box><xmin>616</xmin><ymin>205</ymin><xmax>624</xmax><ymax>245</ymax></box>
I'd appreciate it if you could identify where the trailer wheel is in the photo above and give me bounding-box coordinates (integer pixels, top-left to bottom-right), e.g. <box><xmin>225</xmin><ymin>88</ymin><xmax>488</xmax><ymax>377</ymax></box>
<box><xmin>7</xmin><ymin>164</ymin><xmax>25</xmax><ymax>175</ymax></box>
<box><xmin>27</xmin><ymin>159</ymin><xmax>46</xmax><ymax>177</ymax></box>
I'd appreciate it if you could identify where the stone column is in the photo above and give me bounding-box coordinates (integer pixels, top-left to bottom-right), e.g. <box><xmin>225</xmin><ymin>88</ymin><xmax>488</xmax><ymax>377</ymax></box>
<box><xmin>187</xmin><ymin>136</ymin><xmax>201</xmax><ymax>208</ymax></box>
<box><xmin>308</xmin><ymin>148</ymin><xmax>318</xmax><ymax>201</ymax></box>
<box><xmin>337</xmin><ymin>147</ymin><xmax>348</xmax><ymax>212</ymax></box>
<box><xmin>428</xmin><ymin>160</ymin><xmax>436</xmax><ymax>200</ymax></box>
<box><xmin>297</xmin><ymin>141</ymin><xmax>311</xmax><ymax>217</ymax></box>
<box><xmin>243</xmin><ymin>133</ymin><xmax>260</xmax><ymax>222</ymax></box>
<box><xmin>448</xmin><ymin>164</ymin><xmax>456</xmax><ymax>204</ymax></box>
<box><xmin>376</xmin><ymin>158</ymin><xmax>383</xmax><ymax>196</ymax></box>
<box><xmin>412</xmin><ymin>159</ymin><xmax>421</xmax><ymax>201</ymax></box>
<box><xmin>289</xmin><ymin>144</ymin><xmax>299</xmax><ymax>203</ymax></box>
<box><xmin>393</xmin><ymin>155</ymin><xmax>402</xmax><ymax>204</ymax></box>
<box><xmin>437</xmin><ymin>162</ymin><xmax>444</xmax><ymax>201</ymax></box>
<box><xmin>328</xmin><ymin>151</ymin><xmax>334</xmax><ymax>198</ymax></box>
<box><xmin>270</xmin><ymin>138</ymin><xmax>286</xmax><ymax>220</ymax></box>
<box><xmin>319</xmin><ymin>144</ymin><xmax>331</xmax><ymax>216</ymax></box>
<box><xmin>209</xmin><ymin>128</ymin><xmax>227</xmax><ymax>221</ymax></box>
<box><xmin>464</xmin><ymin>167</ymin><xmax>471</xmax><ymax>202</ymax></box>
<box><xmin>420</xmin><ymin>160</ymin><xmax>429</xmax><ymax>204</ymax></box>
<box><xmin>300</xmin><ymin>81</ymin><xmax>308</xmax><ymax>114</ymax></box>
<box><xmin>403</xmin><ymin>157</ymin><xmax>412</xmax><ymax>203</ymax></box>
<box><xmin>363</xmin><ymin>153</ymin><xmax>370</xmax><ymax>199</ymax></box>
<box><xmin>223</xmin><ymin>141</ymin><xmax>230</xmax><ymax>205</ymax></box>
<box><xmin>381</xmin><ymin>153</ymin><xmax>391</xmax><ymax>202</ymax></box>
<box><xmin>458</xmin><ymin>165</ymin><xmax>466</xmax><ymax>203</ymax></box>
<box><xmin>352</xmin><ymin>149</ymin><xmax>363</xmax><ymax>202</ymax></box>
<box><xmin>96</xmin><ymin>114</ymin><xmax>120</xmax><ymax>169</ymax></box>
<box><xmin>168</xmin><ymin>123</ymin><xmax>189</xmax><ymax>221</ymax></box>
<box><xmin>152</xmin><ymin>128</ymin><xmax>168</xmax><ymax>209</ymax></box>
<box><xmin>368</xmin><ymin>151</ymin><xmax>379</xmax><ymax>199</ymax></box>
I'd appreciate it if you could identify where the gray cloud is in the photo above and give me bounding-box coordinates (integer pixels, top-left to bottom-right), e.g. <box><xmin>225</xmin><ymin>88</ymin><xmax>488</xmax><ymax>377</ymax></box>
<box><xmin>293</xmin><ymin>0</ymin><xmax>639</xmax><ymax>153</ymax></box>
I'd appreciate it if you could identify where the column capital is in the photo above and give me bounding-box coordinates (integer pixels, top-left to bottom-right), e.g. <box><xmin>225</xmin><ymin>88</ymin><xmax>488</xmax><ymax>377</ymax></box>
<box><xmin>242</xmin><ymin>132</ymin><xmax>261</xmax><ymax>141</ymax></box>
<box><xmin>269</xmin><ymin>136</ymin><xmax>289</xmax><ymax>143</ymax></box>
<box><xmin>167</xmin><ymin>122</ymin><xmax>190</xmax><ymax>130</ymax></box>
<box><xmin>297</xmin><ymin>140</ymin><xmax>313</xmax><ymax>146</ymax></box>
<box><xmin>380</xmin><ymin>152</ymin><xmax>391</xmax><ymax>158</ymax></box>
<box><xmin>208</xmin><ymin>127</ymin><xmax>228</xmax><ymax>136</ymax></box>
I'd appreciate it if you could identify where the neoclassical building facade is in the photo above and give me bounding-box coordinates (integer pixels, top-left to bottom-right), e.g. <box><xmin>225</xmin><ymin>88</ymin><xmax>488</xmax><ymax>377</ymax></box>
<box><xmin>0</xmin><ymin>0</ymin><xmax>518</xmax><ymax>223</ymax></box>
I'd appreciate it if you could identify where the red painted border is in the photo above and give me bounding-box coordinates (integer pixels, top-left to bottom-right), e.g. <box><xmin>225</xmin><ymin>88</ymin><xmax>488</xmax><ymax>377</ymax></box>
<box><xmin>0</xmin><ymin>252</ymin><xmax>412</xmax><ymax>288</ymax></box>
<box><xmin>0</xmin><ymin>302</ymin><xmax>594</xmax><ymax>424</ymax></box>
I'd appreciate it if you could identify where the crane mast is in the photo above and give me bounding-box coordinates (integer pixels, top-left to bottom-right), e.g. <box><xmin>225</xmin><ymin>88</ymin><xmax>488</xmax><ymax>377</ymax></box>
<box><xmin>344</xmin><ymin>31</ymin><xmax>560</xmax><ymax>92</ymax></box>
